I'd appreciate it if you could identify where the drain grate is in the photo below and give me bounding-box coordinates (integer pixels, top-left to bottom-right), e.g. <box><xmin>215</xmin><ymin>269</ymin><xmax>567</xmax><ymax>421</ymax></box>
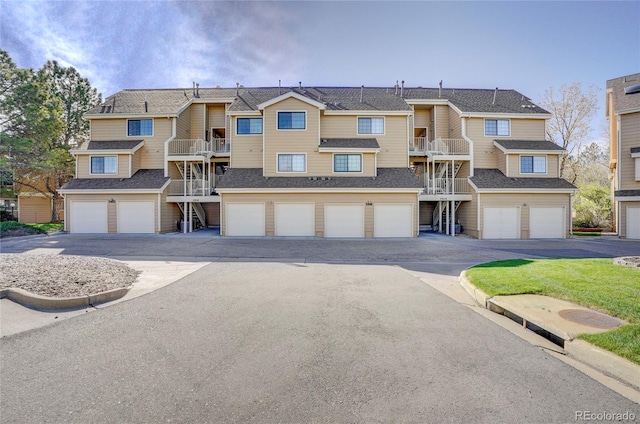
<box><xmin>558</xmin><ymin>309</ymin><xmax>623</xmax><ymax>329</ymax></box>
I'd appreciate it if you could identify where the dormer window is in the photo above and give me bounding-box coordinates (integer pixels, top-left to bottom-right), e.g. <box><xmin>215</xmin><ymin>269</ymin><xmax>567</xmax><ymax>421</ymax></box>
<box><xmin>520</xmin><ymin>156</ymin><xmax>546</xmax><ymax>174</ymax></box>
<box><xmin>91</xmin><ymin>156</ymin><xmax>117</xmax><ymax>175</ymax></box>
<box><xmin>485</xmin><ymin>119</ymin><xmax>510</xmax><ymax>136</ymax></box>
<box><xmin>277</xmin><ymin>112</ymin><xmax>306</xmax><ymax>130</ymax></box>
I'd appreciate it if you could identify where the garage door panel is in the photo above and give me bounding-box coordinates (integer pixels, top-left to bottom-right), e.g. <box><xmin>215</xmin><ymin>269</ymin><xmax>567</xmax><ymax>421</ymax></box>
<box><xmin>275</xmin><ymin>203</ymin><xmax>315</xmax><ymax>237</ymax></box>
<box><xmin>118</xmin><ymin>201</ymin><xmax>155</xmax><ymax>234</ymax></box>
<box><xmin>71</xmin><ymin>201</ymin><xmax>108</xmax><ymax>233</ymax></box>
<box><xmin>226</xmin><ymin>203</ymin><xmax>265</xmax><ymax>236</ymax></box>
<box><xmin>374</xmin><ymin>204</ymin><xmax>413</xmax><ymax>238</ymax></box>
<box><xmin>325</xmin><ymin>205</ymin><xmax>364</xmax><ymax>238</ymax></box>
<box><xmin>628</xmin><ymin>207</ymin><xmax>640</xmax><ymax>239</ymax></box>
<box><xmin>530</xmin><ymin>207</ymin><xmax>565</xmax><ymax>239</ymax></box>
<box><xmin>483</xmin><ymin>207</ymin><xmax>519</xmax><ymax>239</ymax></box>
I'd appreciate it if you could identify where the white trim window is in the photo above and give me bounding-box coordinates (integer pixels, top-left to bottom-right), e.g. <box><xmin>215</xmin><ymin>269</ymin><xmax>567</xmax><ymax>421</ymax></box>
<box><xmin>91</xmin><ymin>156</ymin><xmax>118</xmax><ymax>174</ymax></box>
<box><xmin>357</xmin><ymin>117</ymin><xmax>384</xmax><ymax>134</ymax></box>
<box><xmin>236</xmin><ymin>117</ymin><xmax>263</xmax><ymax>135</ymax></box>
<box><xmin>127</xmin><ymin>119</ymin><xmax>153</xmax><ymax>136</ymax></box>
<box><xmin>277</xmin><ymin>154</ymin><xmax>306</xmax><ymax>172</ymax></box>
<box><xmin>635</xmin><ymin>158</ymin><xmax>640</xmax><ymax>181</ymax></box>
<box><xmin>334</xmin><ymin>154</ymin><xmax>362</xmax><ymax>173</ymax></box>
<box><xmin>277</xmin><ymin>112</ymin><xmax>306</xmax><ymax>130</ymax></box>
<box><xmin>520</xmin><ymin>155</ymin><xmax>546</xmax><ymax>174</ymax></box>
<box><xmin>485</xmin><ymin>119</ymin><xmax>510</xmax><ymax>136</ymax></box>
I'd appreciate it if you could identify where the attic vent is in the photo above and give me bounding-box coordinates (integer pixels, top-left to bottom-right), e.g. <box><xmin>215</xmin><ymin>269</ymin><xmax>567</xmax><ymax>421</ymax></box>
<box><xmin>624</xmin><ymin>84</ymin><xmax>640</xmax><ymax>95</ymax></box>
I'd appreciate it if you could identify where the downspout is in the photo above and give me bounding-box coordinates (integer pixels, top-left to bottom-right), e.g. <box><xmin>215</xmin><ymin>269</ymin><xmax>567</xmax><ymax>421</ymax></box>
<box><xmin>461</xmin><ymin>116</ymin><xmax>474</xmax><ymax>177</ymax></box>
<box><xmin>164</xmin><ymin>117</ymin><xmax>177</xmax><ymax>178</ymax></box>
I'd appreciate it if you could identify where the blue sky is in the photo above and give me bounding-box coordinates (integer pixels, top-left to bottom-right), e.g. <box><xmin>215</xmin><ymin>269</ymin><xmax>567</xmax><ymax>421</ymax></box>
<box><xmin>1</xmin><ymin>1</ymin><xmax>639</xmax><ymax>138</ymax></box>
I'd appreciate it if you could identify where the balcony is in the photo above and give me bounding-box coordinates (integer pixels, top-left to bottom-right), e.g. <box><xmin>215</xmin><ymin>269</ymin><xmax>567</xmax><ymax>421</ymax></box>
<box><xmin>167</xmin><ymin>138</ymin><xmax>230</xmax><ymax>158</ymax></box>
<box><xmin>419</xmin><ymin>177</ymin><xmax>472</xmax><ymax>201</ymax></box>
<box><xmin>410</xmin><ymin>138</ymin><xmax>470</xmax><ymax>157</ymax></box>
<box><xmin>167</xmin><ymin>175</ymin><xmax>222</xmax><ymax>198</ymax></box>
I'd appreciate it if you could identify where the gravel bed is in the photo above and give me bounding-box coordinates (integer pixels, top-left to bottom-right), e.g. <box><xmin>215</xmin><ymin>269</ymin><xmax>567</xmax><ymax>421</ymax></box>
<box><xmin>0</xmin><ymin>254</ymin><xmax>140</xmax><ymax>297</ymax></box>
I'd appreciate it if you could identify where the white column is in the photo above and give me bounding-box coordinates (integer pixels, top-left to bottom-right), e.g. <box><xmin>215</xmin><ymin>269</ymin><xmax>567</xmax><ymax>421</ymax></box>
<box><xmin>450</xmin><ymin>200</ymin><xmax>455</xmax><ymax>236</ymax></box>
<box><xmin>445</xmin><ymin>201</ymin><xmax>450</xmax><ymax>235</ymax></box>
<box><xmin>183</xmin><ymin>201</ymin><xmax>187</xmax><ymax>233</ymax></box>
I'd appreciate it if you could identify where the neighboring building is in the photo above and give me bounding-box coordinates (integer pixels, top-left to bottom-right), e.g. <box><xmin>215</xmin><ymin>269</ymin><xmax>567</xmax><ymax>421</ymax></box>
<box><xmin>59</xmin><ymin>84</ymin><xmax>576</xmax><ymax>238</ymax></box>
<box><xmin>606</xmin><ymin>73</ymin><xmax>640</xmax><ymax>239</ymax></box>
<box><xmin>14</xmin><ymin>170</ymin><xmax>65</xmax><ymax>223</ymax></box>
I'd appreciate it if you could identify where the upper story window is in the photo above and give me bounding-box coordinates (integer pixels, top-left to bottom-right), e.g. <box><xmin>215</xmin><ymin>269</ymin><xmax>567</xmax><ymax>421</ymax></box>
<box><xmin>334</xmin><ymin>154</ymin><xmax>362</xmax><ymax>173</ymax></box>
<box><xmin>277</xmin><ymin>112</ymin><xmax>306</xmax><ymax>130</ymax></box>
<box><xmin>520</xmin><ymin>156</ymin><xmax>546</xmax><ymax>174</ymax></box>
<box><xmin>485</xmin><ymin>119</ymin><xmax>510</xmax><ymax>136</ymax></box>
<box><xmin>91</xmin><ymin>156</ymin><xmax>117</xmax><ymax>175</ymax></box>
<box><xmin>127</xmin><ymin>119</ymin><xmax>153</xmax><ymax>136</ymax></box>
<box><xmin>277</xmin><ymin>154</ymin><xmax>306</xmax><ymax>172</ymax></box>
<box><xmin>237</xmin><ymin>118</ymin><xmax>263</xmax><ymax>135</ymax></box>
<box><xmin>358</xmin><ymin>117</ymin><xmax>384</xmax><ymax>134</ymax></box>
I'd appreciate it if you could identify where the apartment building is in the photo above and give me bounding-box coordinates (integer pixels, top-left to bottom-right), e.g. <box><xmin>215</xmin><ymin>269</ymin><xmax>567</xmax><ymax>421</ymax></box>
<box><xmin>606</xmin><ymin>73</ymin><xmax>640</xmax><ymax>239</ymax></box>
<box><xmin>59</xmin><ymin>83</ymin><xmax>576</xmax><ymax>239</ymax></box>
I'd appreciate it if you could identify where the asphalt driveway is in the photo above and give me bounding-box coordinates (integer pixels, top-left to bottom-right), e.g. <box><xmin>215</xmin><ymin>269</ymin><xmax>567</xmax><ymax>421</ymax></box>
<box><xmin>1</xmin><ymin>233</ymin><xmax>639</xmax><ymax>422</ymax></box>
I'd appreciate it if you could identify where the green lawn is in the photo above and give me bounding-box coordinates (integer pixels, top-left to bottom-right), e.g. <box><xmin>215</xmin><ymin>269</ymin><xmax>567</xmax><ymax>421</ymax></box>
<box><xmin>0</xmin><ymin>221</ymin><xmax>63</xmax><ymax>238</ymax></box>
<box><xmin>466</xmin><ymin>258</ymin><xmax>640</xmax><ymax>364</ymax></box>
<box><xmin>573</xmin><ymin>231</ymin><xmax>601</xmax><ymax>237</ymax></box>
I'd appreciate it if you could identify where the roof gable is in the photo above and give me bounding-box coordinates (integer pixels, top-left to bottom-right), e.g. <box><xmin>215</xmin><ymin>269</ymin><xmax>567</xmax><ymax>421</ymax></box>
<box><xmin>257</xmin><ymin>91</ymin><xmax>326</xmax><ymax>110</ymax></box>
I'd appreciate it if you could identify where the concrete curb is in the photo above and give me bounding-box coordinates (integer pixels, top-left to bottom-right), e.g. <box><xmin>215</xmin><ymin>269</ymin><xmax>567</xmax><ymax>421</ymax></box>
<box><xmin>459</xmin><ymin>271</ymin><xmax>492</xmax><ymax>308</ymax></box>
<box><xmin>0</xmin><ymin>286</ymin><xmax>130</xmax><ymax>310</ymax></box>
<box><xmin>565</xmin><ymin>339</ymin><xmax>640</xmax><ymax>390</ymax></box>
<box><xmin>458</xmin><ymin>270</ymin><xmax>640</xmax><ymax>392</ymax></box>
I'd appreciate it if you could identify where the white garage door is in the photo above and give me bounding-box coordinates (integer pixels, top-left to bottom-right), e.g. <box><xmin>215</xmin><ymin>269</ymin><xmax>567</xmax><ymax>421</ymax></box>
<box><xmin>118</xmin><ymin>201</ymin><xmax>155</xmax><ymax>233</ymax></box>
<box><xmin>70</xmin><ymin>201</ymin><xmax>108</xmax><ymax>233</ymax></box>
<box><xmin>325</xmin><ymin>205</ymin><xmax>364</xmax><ymax>238</ymax></box>
<box><xmin>226</xmin><ymin>203</ymin><xmax>265</xmax><ymax>236</ymax></box>
<box><xmin>530</xmin><ymin>207</ymin><xmax>565</xmax><ymax>239</ymax></box>
<box><xmin>627</xmin><ymin>206</ymin><xmax>640</xmax><ymax>239</ymax></box>
<box><xmin>483</xmin><ymin>207</ymin><xmax>519</xmax><ymax>239</ymax></box>
<box><xmin>275</xmin><ymin>203</ymin><xmax>315</xmax><ymax>237</ymax></box>
<box><xmin>374</xmin><ymin>204</ymin><xmax>414</xmax><ymax>237</ymax></box>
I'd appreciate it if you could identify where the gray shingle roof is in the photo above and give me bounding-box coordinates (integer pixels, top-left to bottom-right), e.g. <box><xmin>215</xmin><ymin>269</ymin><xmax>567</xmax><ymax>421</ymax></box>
<box><xmin>88</xmin><ymin>86</ymin><xmax>548</xmax><ymax>116</ymax></box>
<box><xmin>60</xmin><ymin>169</ymin><xmax>169</xmax><ymax>191</ymax></box>
<box><xmin>217</xmin><ymin>168</ymin><xmax>422</xmax><ymax>189</ymax></box>
<box><xmin>607</xmin><ymin>73</ymin><xmax>640</xmax><ymax>113</ymax></box>
<box><xmin>615</xmin><ymin>189</ymin><xmax>640</xmax><ymax>197</ymax></box>
<box><xmin>470</xmin><ymin>168</ymin><xmax>576</xmax><ymax>190</ymax></box>
<box><xmin>319</xmin><ymin>138</ymin><xmax>380</xmax><ymax>149</ymax></box>
<box><xmin>75</xmin><ymin>140</ymin><xmax>144</xmax><ymax>151</ymax></box>
<box><xmin>494</xmin><ymin>140</ymin><xmax>564</xmax><ymax>151</ymax></box>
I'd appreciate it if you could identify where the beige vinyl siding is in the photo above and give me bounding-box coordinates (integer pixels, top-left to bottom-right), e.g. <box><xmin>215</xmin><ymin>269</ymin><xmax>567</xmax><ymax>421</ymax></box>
<box><xmin>620</xmin><ymin>113</ymin><xmax>640</xmax><ymax>190</ymax></box>
<box><xmin>90</xmin><ymin>119</ymin><xmax>125</xmax><ymax>140</ymax></box>
<box><xmin>77</xmin><ymin>154</ymin><xmax>131</xmax><ymax>178</ymax></box>
<box><xmin>176</xmin><ymin>106</ymin><xmax>191</xmax><ymax>139</ymax></box>
<box><xmin>435</xmin><ymin>105</ymin><xmax>449</xmax><ymax>139</ymax></box>
<box><xmin>190</xmin><ymin>104</ymin><xmax>205</xmax><ymax>140</ymax></box>
<box><xmin>160</xmin><ymin>192</ymin><xmax>181</xmax><ymax>233</ymax></box>
<box><xmin>619</xmin><ymin>201</ymin><xmax>640</xmax><ymax>238</ymax></box>
<box><xmin>263</xmin><ymin>98</ymin><xmax>320</xmax><ymax>176</ymax></box>
<box><xmin>140</xmin><ymin>118</ymin><xmax>172</xmax><ymax>169</ymax></box>
<box><xmin>167</xmin><ymin>162</ymin><xmax>182</xmax><ymax>179</ymax></box>
<box><xmin>506</xmin><ymin>154</ymin><xmax>560</xmax><ymax>178</ymax></box>
<box><xmin>496</xmin><ymin>152</ymin><xmax>507</xmax><ymax>175</ymax></box>
<box><xmin>231</xmin><ymin>115</ymin><xmax>263</xmax><ymax>168</ymax></box>
<box><xmin>131</xmin><ymin>151</ymin><xmax>142</xmax><ymax>175</ymax></box>
<box><xmin>419</xmin><ymin>201</ymin><xmax>434</xmax><ymax>225</ymax></box>
<box><xmin>448</xmin><ymin>107</ymin><xmax>462</xmax><ymax>138</ymax></box>
<box><xmin>466</xmin><ymin>118</ymin><xmax>547</xmax><ymax>169</ymax></box>
<box><xmin>607</xmin><ymin>92</ymin><xmax>618</xmax><ymax>169</ymax></box>
<box><xmin>414</xmin><ymin>109</ymin><xmax>430</xmax><ymax>129</ymax></box>
<box><xmin>208</xmin><ymin>106</ymin><xmax>226</xmax><ymax>129</ymax></box>
<box><xmin>478</xmin><ymin>193</ymin><xmax>571</xmax><ymax>239</ymax></box>
<box><xmin>320</xmin><ymin>115</ymin><xmax>408</xmax><ymax>168</ymax></box>
<box><xmin>457</xmin><ymin>193</ymin><xmax>478</xmax><ymax>238</ymax></box>
<box><xmin>221</xmin><ymin>192</ymin><xmax>417</xmax><ymax>237</ymax></box>
<box><xmin>65</xmin><ymin>193</ymin><xmax>160</xmax><ymax>233</ymax></box>
<box><xmin>203</xmin><ymin>202</ymin><xmax>220</xmax><ymax>226</ymax></box>
<box><xmin>18</xmin><ymin>196</ymin><xmax>51</xmax><ymax>223</ymax></box>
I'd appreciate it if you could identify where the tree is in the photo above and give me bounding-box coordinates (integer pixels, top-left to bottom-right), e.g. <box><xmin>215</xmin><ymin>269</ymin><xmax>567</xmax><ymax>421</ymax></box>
<box><xmin>539</xmin><ymin>83</ymin><xmax>599</xmax><ymax>182</ymax></box>
<box><xmin>0</xmin><ymin>50</ymin><xmax>101</xmax><ymax>222</ymax></box>
<box><xmin>573</xmin><ymin>184</ymin><xmax>611</xmax><ymax>229</ymax></box>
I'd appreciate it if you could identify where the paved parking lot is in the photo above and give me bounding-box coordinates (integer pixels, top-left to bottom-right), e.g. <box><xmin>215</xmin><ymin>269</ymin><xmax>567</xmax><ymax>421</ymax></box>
<box><xmin>1</xmin><ymin>233</ymin><xmax>639</xmax><ymax>422</ymax></box>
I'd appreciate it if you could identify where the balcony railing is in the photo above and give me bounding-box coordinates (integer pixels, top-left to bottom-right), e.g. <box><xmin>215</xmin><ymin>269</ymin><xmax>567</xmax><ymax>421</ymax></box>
<box><xmin>168</xmin><ymin>138</ymin><xmax>229</xmax><ymax>156</ymax></box>
<box><xmin>168</xmin><ymin>179</ymin><xmax>211</xmax><ymax>196</ymax></box>
<box><xmin>423</xmin><ymin>178</ymin><xmax>471</xmax><ymax>195</ymax></box>
<box><xmin>410</xmin><ymin>138</ymin><xmax>470</xmax><ymax>156</ymax></box>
